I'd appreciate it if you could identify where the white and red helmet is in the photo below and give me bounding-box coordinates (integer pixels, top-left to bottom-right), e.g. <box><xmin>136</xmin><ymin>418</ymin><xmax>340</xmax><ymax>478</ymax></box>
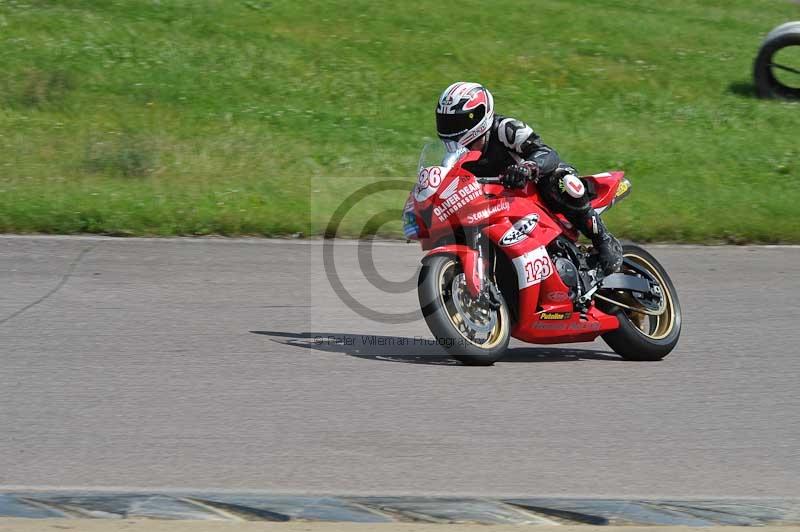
<box><xmin>435</xmin><ymin>82</ymin><xmax>494</xmax><ymax>147</ymax></box>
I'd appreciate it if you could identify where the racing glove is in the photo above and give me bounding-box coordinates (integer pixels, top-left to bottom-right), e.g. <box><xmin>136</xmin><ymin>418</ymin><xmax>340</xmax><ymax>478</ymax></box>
<box><xmin>501</xmin><ymin>161</ymin><xmax>539</xmax><ymax>189</ymax></box>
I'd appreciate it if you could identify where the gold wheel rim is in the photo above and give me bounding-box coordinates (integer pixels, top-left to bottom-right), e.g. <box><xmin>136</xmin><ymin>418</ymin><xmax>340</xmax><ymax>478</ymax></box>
<box><xmin>438</xmin><ymin>258</ymin><xmax>508</xmax><ymax>349</ymax></box>
<box><xmin>620</xmin><ymin>252</ymin><xmax>676</xmax><ymax>341</ymax></box>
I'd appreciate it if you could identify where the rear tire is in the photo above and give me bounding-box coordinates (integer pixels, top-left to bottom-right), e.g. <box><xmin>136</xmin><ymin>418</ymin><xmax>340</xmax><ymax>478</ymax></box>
<box><xmin>418</xmin><ymin>255</ymin><xmax>510</xmax><ymax>366</ymax></box>
<box><xmin>601</xmin><ymin>245</ymin><xmax>681</xmax><ymax>361</ymax></box>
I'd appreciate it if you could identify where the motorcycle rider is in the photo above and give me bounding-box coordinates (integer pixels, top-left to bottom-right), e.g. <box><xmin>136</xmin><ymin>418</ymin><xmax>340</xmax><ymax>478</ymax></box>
<box><xmin>435</xmin><ymin>81</ymin><xmax>623</xmax><ymax>275</ymax></box>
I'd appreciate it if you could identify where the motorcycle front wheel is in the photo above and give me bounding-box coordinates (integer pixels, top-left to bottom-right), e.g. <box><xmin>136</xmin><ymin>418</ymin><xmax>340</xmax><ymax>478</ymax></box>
<box><xmin>600</xmin><ymin>244</ymin><xmax>682</xmax><ymax>361</ymax></box>
<box><xmin>418</xmin><ymin>254</ymin><xmax>510</xmax><ymax>366</ymax></box>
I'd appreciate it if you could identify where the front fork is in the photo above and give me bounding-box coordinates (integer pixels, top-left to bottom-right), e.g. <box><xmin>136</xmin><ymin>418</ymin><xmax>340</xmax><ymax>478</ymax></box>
<box><xmin>471</xmin><ymin>229</ymin><xmax>502</xmax><ymax>310</ymax></box>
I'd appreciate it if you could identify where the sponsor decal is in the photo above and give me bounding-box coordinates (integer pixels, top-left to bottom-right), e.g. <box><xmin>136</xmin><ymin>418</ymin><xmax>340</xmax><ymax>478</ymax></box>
<box><xmin>570</xmin><ymin>321</ymin><xmax>601</xmax><ymax>331</ymax></box>
<box><xmin>615</xmin><ymin>178</ymin><xmax>631</xmax><ymax>198</ymax></box>
<box><xmin>438</xmin><ymin>178</ymin><xmax>460</xmax><ymax>199</ymax></box>
<box><xmin>402</xmin><ymin>195</ymin><xmax>419</xmax><ymax>239</ymax></box>
<box><xmin>465</xmin><ymin>200</ymin><xmax>510</xmax><ymax>224</ymax></box>
<box><xmin>533</xmin><ymin>321</ymin><xmax>601</xmax><ymax>331</ymax></box>
<box><xmin>499</xmin><ymin>213</ymin><xmax>540</xmax><ymax>247</ymax></box>
<box><xmin>546</xmin><ymin>291</ymin><xmax>570</xmax><ymax>303</ymax></box>
<box><xmin>433</xmin><ymin>181</ymin><xmax>482</xmax><ymax>222</ymax></box>
<box><xmin>403</xmin><ymin>212</ymin><xmax>420</xmax><ymax>240</ymax></box>
<box><xmin>511</xmin><ymin>246</ymin><xmax>553</xmax><ymax>289</ymax></box>
<box><xmin>539</xmin><ymin>312</ymin><xmax>571</xmax><ymax>320</ymax></box>
<box><xmin>533</xmin><ymin>321</ymin><xmax>566</xmax><ymax>330</ymax></box>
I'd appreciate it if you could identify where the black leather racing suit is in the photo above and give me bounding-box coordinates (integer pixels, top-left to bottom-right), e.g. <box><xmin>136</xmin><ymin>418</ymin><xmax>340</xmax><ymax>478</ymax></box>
<box><xmin>462</xmin><ymin>114</ymin><xmax>623</xmax><ymax>273</ymax></box>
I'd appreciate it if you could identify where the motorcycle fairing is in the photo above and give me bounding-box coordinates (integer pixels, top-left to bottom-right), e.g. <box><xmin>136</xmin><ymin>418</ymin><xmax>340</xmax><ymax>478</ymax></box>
<box><xmin>523</xmin><ymin>305</ymin><xmax>620</xmax><ymax>344</ymax></box>
<box><xmin>480</xmin><ymin>212</ymin><xmax>617</xmax><ymax>343</ymax></box>
<box><xmin>586</xmin><ymin>171</ymin><xmax>629</xmax><ymax>213</ymax></box>
<box><xmin>415</xmin><ymin>148</ymin><xmax>621</xmax><ymax>344</ymax></box>
<box><xmin>423</xmin><ymin>243</ymin><xmax>483</xmax><ymax>297</ymax></box>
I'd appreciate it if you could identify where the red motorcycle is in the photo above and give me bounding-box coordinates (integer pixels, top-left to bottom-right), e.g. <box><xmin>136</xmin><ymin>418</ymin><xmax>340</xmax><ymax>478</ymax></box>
<box><xmin>404</xmin><ymin>143</ymin><xmax>681</xmax><ymax>365</ymax></box>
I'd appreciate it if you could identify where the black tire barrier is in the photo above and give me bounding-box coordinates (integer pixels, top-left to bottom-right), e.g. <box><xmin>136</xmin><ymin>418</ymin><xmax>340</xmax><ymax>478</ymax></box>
<box><xmin>2</xmin><ymin>492</ymin><xmax>800</xmax><ymax>525</ymax></box>
<box><xmin>754</xmin><ymin>21</ymin><xmax>800</xmax><ymax>99</ymax></box>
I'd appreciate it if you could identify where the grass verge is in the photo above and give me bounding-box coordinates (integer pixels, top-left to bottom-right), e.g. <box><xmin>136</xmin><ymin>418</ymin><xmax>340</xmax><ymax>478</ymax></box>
<box><xmin>0</xmin><ymin>0</ymin><xmax>798</xmax><ymax>241</ymax></box>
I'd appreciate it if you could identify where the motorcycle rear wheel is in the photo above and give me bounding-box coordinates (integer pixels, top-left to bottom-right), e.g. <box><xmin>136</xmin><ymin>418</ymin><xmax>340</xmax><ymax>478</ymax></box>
<box><xmin>601</xmin><ymin>244</ymin><xmax>682</xmax><ymax>361</ymax></box>
<box><xmin>418</xmin><ymin>254</ymin><xmax>510</xmax><ymax>366</ymax></box>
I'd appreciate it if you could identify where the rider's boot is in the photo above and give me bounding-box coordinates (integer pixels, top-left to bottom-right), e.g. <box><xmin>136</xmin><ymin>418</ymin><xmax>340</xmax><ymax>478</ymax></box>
<box><xmin>573</xmin><ymin>209</ymin><xmax>623</xmax><ymax>276</ymax></box>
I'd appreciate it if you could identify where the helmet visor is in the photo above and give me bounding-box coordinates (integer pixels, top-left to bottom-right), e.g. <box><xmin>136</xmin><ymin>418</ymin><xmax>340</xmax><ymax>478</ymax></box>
<box><xmin>436</xmin><ymin>107</ymin><xmax>485</xmax><ymax>138</ymax></box>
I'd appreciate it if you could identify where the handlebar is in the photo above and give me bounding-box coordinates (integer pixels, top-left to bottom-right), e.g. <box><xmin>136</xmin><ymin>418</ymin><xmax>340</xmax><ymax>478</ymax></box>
<box><xmin>476</xmin><ymin>176</ymin><xmax>503</xmax><ymax>184</ymax></box>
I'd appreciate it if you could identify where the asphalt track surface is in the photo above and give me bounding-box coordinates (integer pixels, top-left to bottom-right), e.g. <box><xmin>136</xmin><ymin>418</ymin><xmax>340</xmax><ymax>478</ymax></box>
<box><xmin>1</xmin><ymin>236</ymin><xmax>799</xmax><ymax>497</ymax></box>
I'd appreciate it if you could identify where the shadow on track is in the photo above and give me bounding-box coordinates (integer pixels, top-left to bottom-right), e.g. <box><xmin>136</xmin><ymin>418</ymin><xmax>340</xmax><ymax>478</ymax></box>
<box><xmin>250</xmin><ymin>330</ymin><xmax>620</xmax><ymax>365</ymax></box>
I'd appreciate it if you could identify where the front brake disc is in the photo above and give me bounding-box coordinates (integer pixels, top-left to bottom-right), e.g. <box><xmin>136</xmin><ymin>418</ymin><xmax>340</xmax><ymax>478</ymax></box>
<box><xmin>450</xmin><ymin>274</ymin><xmax>497</xmax><ymax>335</ymax></box>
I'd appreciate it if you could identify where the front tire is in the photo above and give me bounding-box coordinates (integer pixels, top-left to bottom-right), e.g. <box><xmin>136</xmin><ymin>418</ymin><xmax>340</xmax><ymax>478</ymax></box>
<box><xmin>418</xmin><ymin>254</ymin><xmax>510</xmax><ymax>366</ymax></box>
<box><xmin>601</xmin><ymin>245</ymin><xmax>682</xmax><ymax>361</ymax></box>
